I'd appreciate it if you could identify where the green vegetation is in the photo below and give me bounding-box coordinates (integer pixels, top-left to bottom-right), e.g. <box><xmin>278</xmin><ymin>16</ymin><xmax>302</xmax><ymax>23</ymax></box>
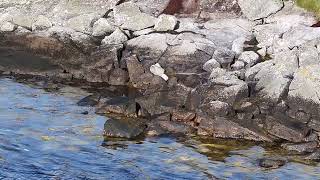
<box><xmin>296</xmin><ymin>0</ymin><xmax>320</xmax><ymax>16</ymax></box>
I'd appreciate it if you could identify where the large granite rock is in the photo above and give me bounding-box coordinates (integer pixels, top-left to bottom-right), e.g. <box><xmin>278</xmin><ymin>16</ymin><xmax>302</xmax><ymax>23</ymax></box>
<box><xmin>251</xmin><ymin>50</ymin><xmax>298</xmax><ymax>104</ymax></box>
<box><xmin>288</xmin><ymin>65</ymin><xmax>320</xmax><ymax>120</ymax></box>
<box><xmin>203</xmin><ymin>18</ymin><xmax>253</xmax><ymax>48</ymax></box>
<box><xmin>113</xmin><ymin>2</ymin><xmax>156</xmax><ymax>31</ymax></box>
<box><xmin>254</xmin><ymin>14</ymin><xmax>317</xmax><ymax>47</ymax></box>
<box><xmin>238</xmin><ymin>0</ymin><xmax>284</xmax><ymax>20</ymax></box>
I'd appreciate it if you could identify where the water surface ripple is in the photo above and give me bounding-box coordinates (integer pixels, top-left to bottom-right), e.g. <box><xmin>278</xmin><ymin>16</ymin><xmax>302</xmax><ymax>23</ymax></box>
<box><xmin>0</xmin><ymin>78</ymin><xmax>320</xmax><ymax>179</ymax></box>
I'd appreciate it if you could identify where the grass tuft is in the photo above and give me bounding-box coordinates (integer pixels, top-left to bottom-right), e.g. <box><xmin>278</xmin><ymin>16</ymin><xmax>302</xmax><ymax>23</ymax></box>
<box><xmin>296</xmin><ymin>0</ymin><xmax>320</xmax><ymax>16</ymax></box>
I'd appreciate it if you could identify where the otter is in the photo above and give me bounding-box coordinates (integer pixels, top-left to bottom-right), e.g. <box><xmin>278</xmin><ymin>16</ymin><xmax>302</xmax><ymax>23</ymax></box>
<box><xmin>162</xmin><ymin>0</ymin><xmax>200</xmax><ymax>15</ymax></box>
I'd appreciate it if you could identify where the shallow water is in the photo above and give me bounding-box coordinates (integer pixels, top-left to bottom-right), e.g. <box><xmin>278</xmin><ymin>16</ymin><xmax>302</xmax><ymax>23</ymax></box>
<box><xmin>1</xmin><ymin>77</ymin><xmax>320</xmax><ymax>179</ymax></box>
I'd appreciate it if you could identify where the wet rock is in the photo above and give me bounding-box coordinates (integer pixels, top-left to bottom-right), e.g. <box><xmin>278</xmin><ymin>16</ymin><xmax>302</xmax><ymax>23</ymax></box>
<box><xmin>282</xmin><ymin>141</ymin><xmax>318</xmax><ymax>153</ymax></box>
<box><xmin>77</xmin><ymin>94</ymin><xmax>101</xmax><ymax>107</ymax></box>
<box><xmin>147</xmin><ymin>120</ymin><xmax>195</xmax><ymax>136</ymax></box>
<box><xmin>104</xmin><ymin>117</ymin><xmax>147</xmax><ymax>139</ymax></box>
<box><xmin>81</xmin><ymin>111</ymin><xmax>89</xmax><ymax>115</ymax></box>
<box><xmin>154</xmin><ymin>14</ymin><xmax>177</xmax><ymax>31</ymax></box>
<box><xmin>203</xmin><ymin>59</ymin><xmax>221</xmax><ymax>72</ymax></box>
<box><xmin>101</xmin><ymin>28</ymin><xmax>128</xmax><ymax>45</ymax></box>
<box><xmin>114</xmin><ymin>2</ymin><xmax>156</xmax><ymax>31</ymax></box>
<box><xmin>31</xmin><ymin>15</ymin><xmax>52</xmax><ymax>31</ymax></box>
<box><xmin>0</xmin><ymin>22</ymin><xmax>16</xmax><ymax>32</ymax></box>
<box><xmin>258</xmin><ymin>157</ymin><xmax>286</xmax><ymax>169</ymax></box>
<box><xmin>126</xmin><ymin>55</ymin><xmax>166</xmax><ymax>89</ymax></box>
<box><xmin>135</xmin><ymin>83</ymin><xmax>191</xmax><ymax>116</ymax></box>
<box><xmin>92</xmin><ymin>18</ymin><xmax>116</xmax><ymax>37</ymax></box>
<box><xmin>82</xmin><ymin>45</ymin><xmax>122</xmax><ymax>83</ymax></box>
<box><xmin>265</xmin><ymin>116</ymin><xmax>309</xmax><ymax>142</ymax></box>
<box><xmin>96</xmin><ymin>96</ymin><xmax>137</xmax><ymax>117</ymax></box>
<box><xmin>238</xmin><ymin>51</ymin><xmax>259</xmax><ymax>68</ymax></box>
<box><xmin>197</xmin><ymin>115</ymin><xmax>272</xmax><ymax>141</ymax></box>
<box><xmin>238</xmin><ymin>0</ymin><xmax>284</xmax><ymax>20</ymax></box>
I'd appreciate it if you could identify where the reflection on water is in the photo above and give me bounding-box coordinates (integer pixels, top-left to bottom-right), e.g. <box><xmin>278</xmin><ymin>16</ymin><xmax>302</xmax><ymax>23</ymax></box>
<box><xmin>1</xmin><ymin>77</ymin><xmax>320</xmax><ymax>179</ymax></box>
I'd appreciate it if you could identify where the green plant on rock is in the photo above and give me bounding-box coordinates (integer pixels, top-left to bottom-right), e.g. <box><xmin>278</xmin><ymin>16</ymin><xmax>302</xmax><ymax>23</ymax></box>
<box><xmin>296</xmin><ymin>0</ymin><xmax>320</xmax><ymax>16</ymax></box>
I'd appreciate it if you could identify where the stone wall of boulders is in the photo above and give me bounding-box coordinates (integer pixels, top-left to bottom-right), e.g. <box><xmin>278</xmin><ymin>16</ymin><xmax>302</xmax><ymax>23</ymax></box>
<box><xmin>2</xmin><ymin>0</ymin><xmax>320</xmax><ymax>155</ymax></box>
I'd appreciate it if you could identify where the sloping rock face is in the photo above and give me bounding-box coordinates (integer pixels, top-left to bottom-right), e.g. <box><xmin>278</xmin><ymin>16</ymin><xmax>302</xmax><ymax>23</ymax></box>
<box><xmin>2</xmin><ymin>0</ymin><xmax>320</xmax><ymax>149</ymax></box>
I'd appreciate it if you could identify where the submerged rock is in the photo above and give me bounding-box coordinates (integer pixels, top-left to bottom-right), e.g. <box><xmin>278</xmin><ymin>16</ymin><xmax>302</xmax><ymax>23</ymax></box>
<box><xmin>77</xmin><ymin>95</ymin><xmax>101</xmax><ymax>107</ymax></box>
<box><xmin>258</xmin><ymin>157</ymin><xmax>286</xmax><ymax>169</ymax></box>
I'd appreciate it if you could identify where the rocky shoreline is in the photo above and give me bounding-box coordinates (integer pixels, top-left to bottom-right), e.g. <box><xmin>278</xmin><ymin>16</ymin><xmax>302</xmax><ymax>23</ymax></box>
<box><xmin>1</xmin><ymin>0</ymin><xmax>320</xmax><ymax>159</ymax></box>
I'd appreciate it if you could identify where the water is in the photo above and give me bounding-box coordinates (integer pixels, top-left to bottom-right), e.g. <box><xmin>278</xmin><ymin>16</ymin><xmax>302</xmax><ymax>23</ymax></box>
<box><xmin>1</xmin><ymin>77</ymin><xmax>320</xmax><ymax>179</ymax></box>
